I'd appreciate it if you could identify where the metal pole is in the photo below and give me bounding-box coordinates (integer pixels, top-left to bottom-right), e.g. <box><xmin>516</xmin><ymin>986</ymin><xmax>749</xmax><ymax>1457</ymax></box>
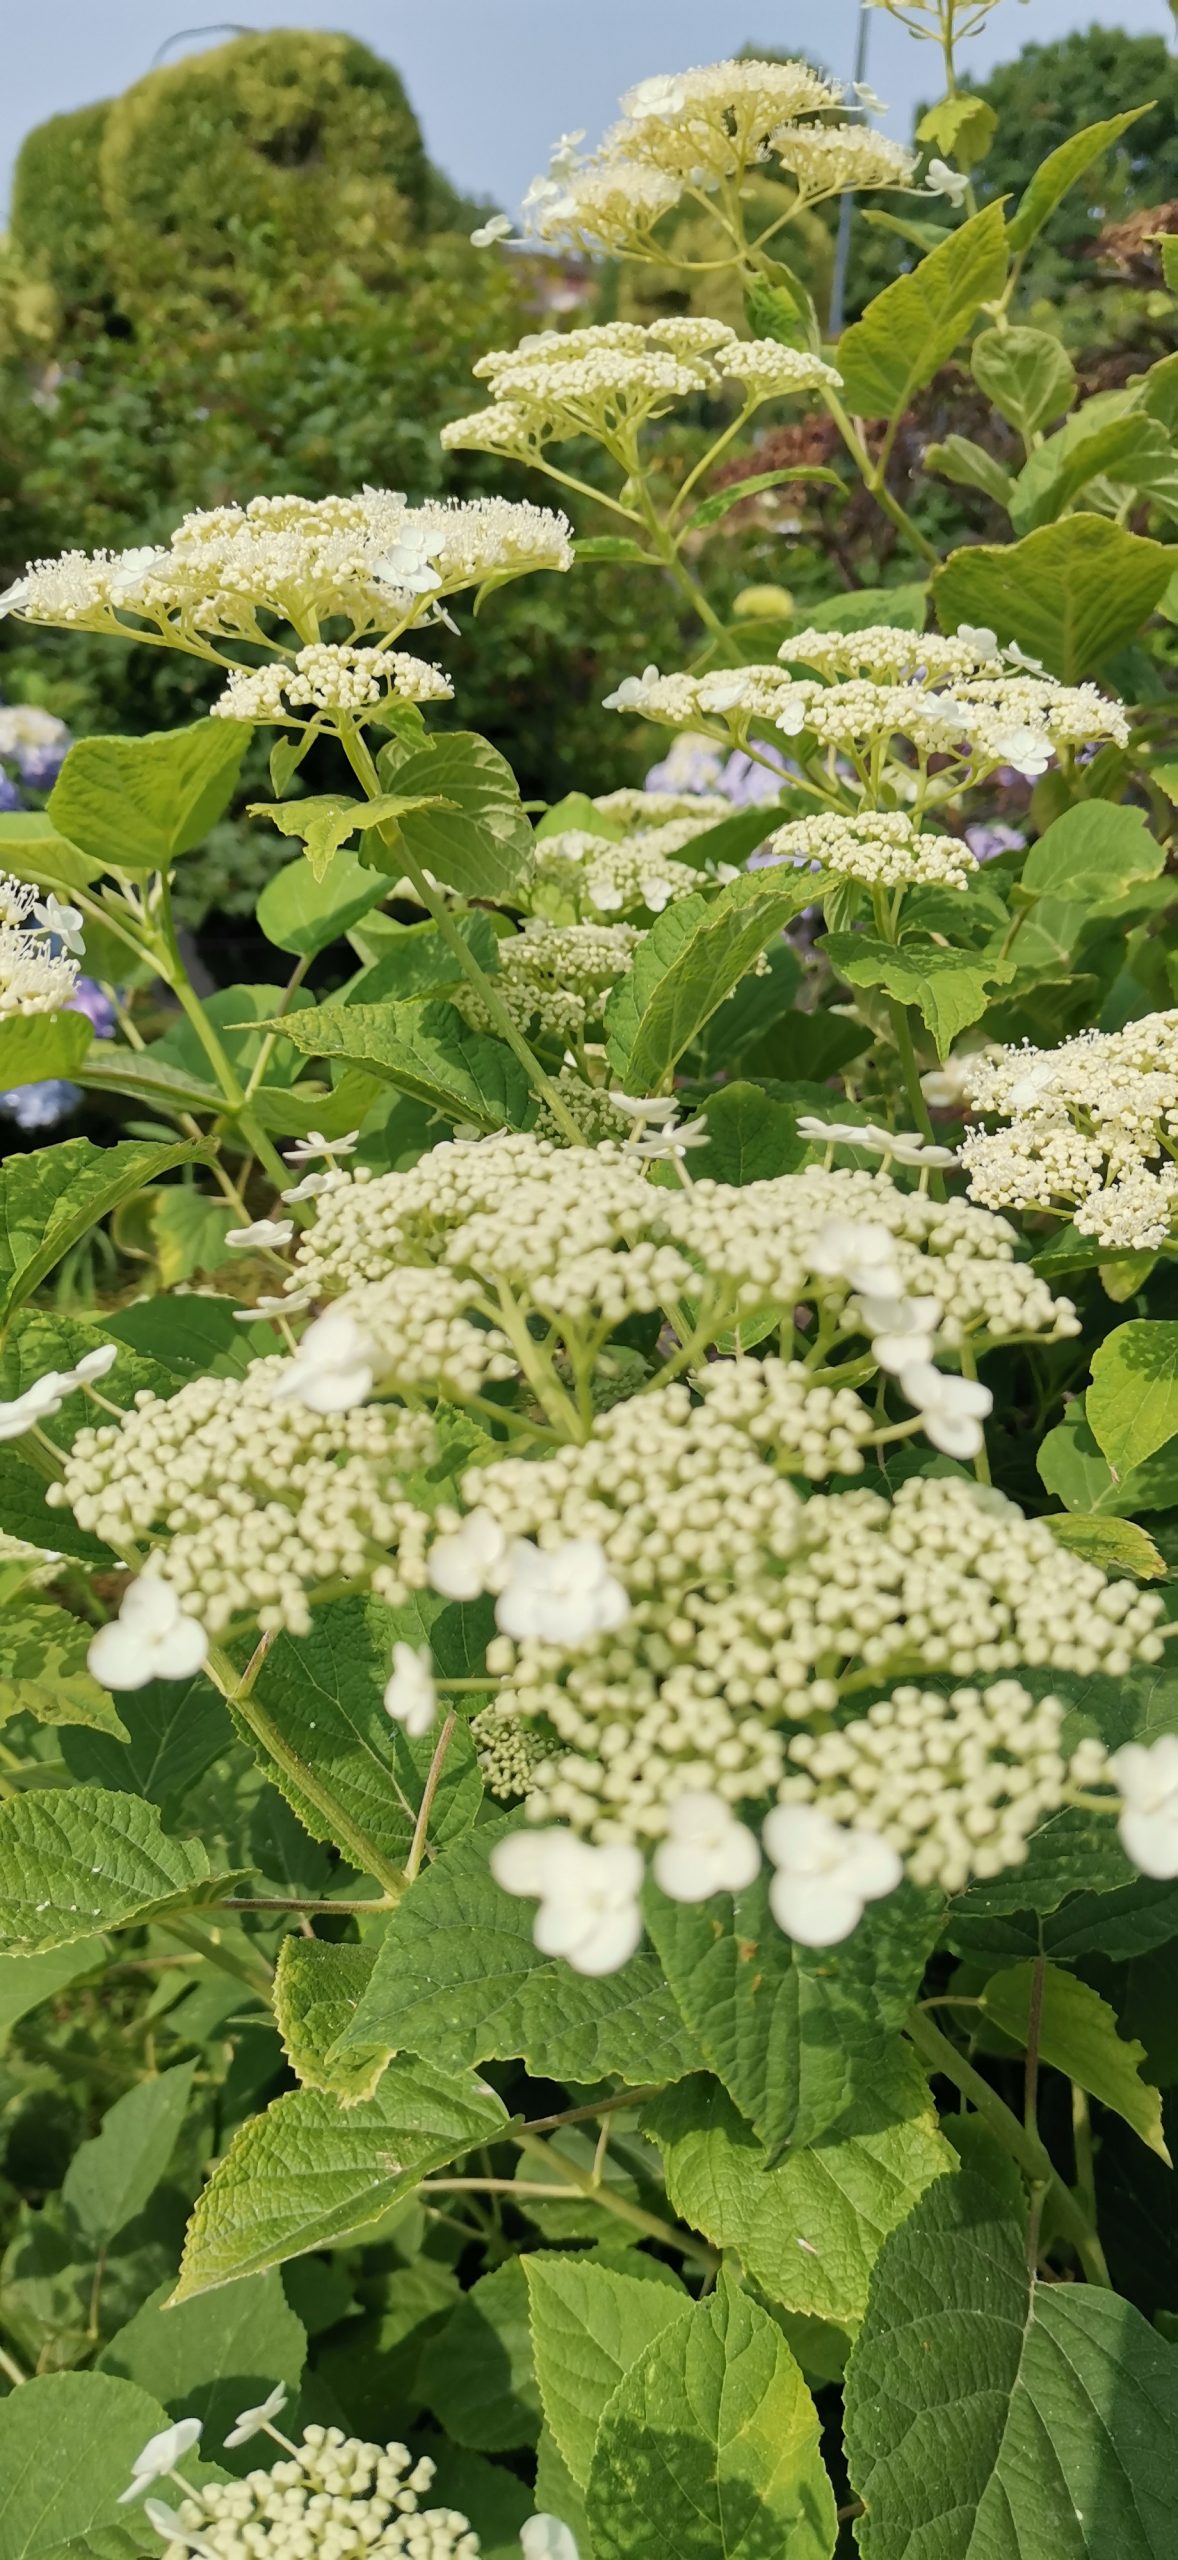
<box><xmin>829</xmin><ymin>0</ymin><xmax>873</xmax><ymax>335</ymax></box>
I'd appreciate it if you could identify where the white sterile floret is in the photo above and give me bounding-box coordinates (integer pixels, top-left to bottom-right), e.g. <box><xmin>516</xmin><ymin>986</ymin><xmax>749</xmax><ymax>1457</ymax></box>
<box><xmin>863</xmin><ymin>1294</ymin><xmax>940</xmax><ymax>1375</ymax></box>
<box><xmin>0</xmin><ymin>865</ymin><xmax>81</xmax><ymax>1018</ymax></box>
<box><xmin>491</xmin><ymin>1827</ymin><xmax>644</xmax><ymax>1973</ymax></box>
<box><xmin>272</xmin><ymin>1306</ymin><xmax>376</xmax><ymax>1413</ymax></box>
<box><xmin>899</xmin><ymin>1360</ymin><xmax>993</xmax><ymax>1457</ymax></box>
<box><xmin>33</xmin><ymin>892</ymin><xmax>86</xmax><ymax>953</ymax></box>
<box><xmin>118</xmin><ymin>2418</ymin><xmax>204</xmax><ymax>2503</ymax></box>
<box><xmin>88</xmin><ymin>1573</ymin><xmax>208</xmax><ymax>1690</ymax></box>
<box><xmin>223</xmin><ymin>2382</ymin><xmax>289</xmax><ymax>2450</ymax></box>
<box><xmin>428</xmin><ymin>1507</ymin><xmax>510</xmax><ymax>1600</ymax></box>
<box><xmin>961</xmin><ymin>1011</ymin><xmax>1178</xmax><ymax>1250</ymax></box>
<box><xmin>520</xmin><ymin>2521</ymin><xmax>580</xmax><ymax>2560</ymax></box>
<box><xmin>1111</xmin><ymin>1737</ymin><xmax>1178</xmax><ymax>1880</ymax></box>
<box><xmin>0</xmin><ymin>1373</ymin><xmax>69</xmax><ymax>1439</ymax></box>
<box><xmin>763</xmin><ymin>1803</ymin><xmax>902</xmax><ymax>1944</ymax></box>
<box><xmin>766</xmin><ymin>809</ymin><xmax>975</xmax><ymax>889</ymax></box>
<box><xmin>212</xmin><ymin>642</ymin><xmax>453</xmax><ymax>723</ymax></box>
<box><xmin>925</xmin><ymin>157</ymin><xmax>969</xmax><ymax>204</ymax></box>
<box><xmin>383</xmin><ymin>1642</ymin><xmax>437</xmax><ymax>1738</ymax></box>
<box><xmin>652</xmin><ymin>1789</ymin><xmax>760</xmax><ymax>1901</ymax></box>
<box><xmin>286</xmin><ymin>1128</ymin><xmax>361</xmax><ymax>1163</ymax></box>
<box><xmin>225</xmin><ymin>1217</ymin><xmax>294</xmax><ymax>1250</ymax></box>
<box><xmin>495</xmin><ymin>1535</ymin><xmax>631</xmax><ymax>1644</ymax></box>
<box><xmin>143</xmin><ymin>2423</ymin><xmax>481</xmax><ymax>2559</ymax></box>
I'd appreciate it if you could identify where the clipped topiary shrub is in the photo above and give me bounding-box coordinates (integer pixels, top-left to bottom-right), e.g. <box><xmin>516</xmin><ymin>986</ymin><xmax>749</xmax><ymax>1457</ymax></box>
<box><xmin>97</xmin><ymin>29</ymin><xmax>433</xmax><ymax>322</ymax></box>
<box><xmin>8</xmin><ymin>100</ymin><xmax>118</xmax><ymax>329</ymax></box>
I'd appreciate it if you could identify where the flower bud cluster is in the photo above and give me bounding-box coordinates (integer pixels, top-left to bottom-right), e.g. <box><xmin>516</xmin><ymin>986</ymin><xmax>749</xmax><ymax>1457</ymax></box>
<box><xmin>527</xmin><ymin>816</ymin><xmax>717</xmax><ymax>921</ymax></box>
<box><xmin>765</xmin><ymin>808</ymin><xmax>974</xmax><ymax>889</ymax></box>
<box><xmin>442</xmin><ymin>318</ymin><xmax>839</xmax><ymax>461</ymax></box>
<box><xmin>0</xmin><ymin>867</ymin><xmax>80</xmax><ymax>1018</ymax></box>
<box><xmin>53</xmin><ymin>1361</ymin><xmax>436</xmax><ymax>1636</ymax></box>
<box><xmin>780</xmin><ymin>1678</ymin><xmax>1100</xmax><ymax>1890</ymax></box>
<box><xmin>212</xmin><ymin>643</ymin><xmax>453</xmax><ymax>724</ymax></box>
<box><xmin>961</xmin><ymin>1010</ymin><xmax>1178</xmax><ymax>1249</ymax></box>
<box><xmin>0</xmin><ymin>491</ymin><xmax>572</xmax><ymax>651</ymax></box>
<box><xmin>592</xmin><ymin>785</ymin><xmax>731</xmax><ymax>825</ymax></box>
<box><xmin>455</xmin><ymin>919</ymin><xmax>640</xmax><ymax>1040</ymax></box>
<box><xmin>153</xmin><ymin>2426</ymin><xmax>480</xmax><ymax>2559</ymax></box>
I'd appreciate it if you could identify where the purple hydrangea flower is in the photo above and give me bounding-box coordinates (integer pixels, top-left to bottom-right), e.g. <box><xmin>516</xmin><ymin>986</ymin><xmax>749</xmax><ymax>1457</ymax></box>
<box><xmin>0</xmin><ymin>770</ymin><xmax>22</xmax><ymax>813</ymax></box>
<box><xmin>965</xmin><ymin>822</ymin><xmax>1026</xmax><ymax>864</ymax></box>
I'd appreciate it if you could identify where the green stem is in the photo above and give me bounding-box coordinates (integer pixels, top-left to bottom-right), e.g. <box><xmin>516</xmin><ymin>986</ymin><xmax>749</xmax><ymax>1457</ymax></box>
<box><xmin>820</xmin><ymin>386</ymin><xmax>938</xmax><ymax>568</ymax></box>
<box><xmin>403</xmin><ymin>1710</ymin><xmax>456</xmax><ymax>1885</ymax></box>
<box><xmin>886</xmin><ymin>996</ymin><xmax>936</xmax><ymax>1142</ymax></box>
<box><xmin>156</xmin><ymin>1913</ymin><xmax>274</xmax><ymax>1999</ymax></box>
<box><xmin>207</xmin><ymin>1637</ymin><xmax>406</xmax><ymax>1900</ymax></box>
<box><xmin>336</xmin><ymin>722</ymin><xmax>587</xmax><ymax>1147</ymax></box>
<box><xmin>513</xmin><ymin>2128</ymin><xmax>720</xmax><ymax>2269</ymax></box>
<box><xmin>906</xmin><ymin>2006</ymin><xmax>1111</xmax><ymax>2285</ymax></box>
<box><xmin>150</xmin><ymin>876</ymin><xmax>292</xmax><ymax>1192</ymax></box>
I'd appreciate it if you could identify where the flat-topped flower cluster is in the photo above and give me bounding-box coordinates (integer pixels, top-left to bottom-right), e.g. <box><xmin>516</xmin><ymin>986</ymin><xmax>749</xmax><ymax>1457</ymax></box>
<box><xmin>0</xmin><ymin>867</ymin><xmax>83</xmax><ymax>1018</ymax></box>
<box><xmin>961</xmin><ymin>1009</ymin><xmax>1178</xmax><ymax>1250</ymax></box>
<box><xmin>442</xmin><ymin>317</ymin><xmax>840</xmax><ymax>462</ymax></box>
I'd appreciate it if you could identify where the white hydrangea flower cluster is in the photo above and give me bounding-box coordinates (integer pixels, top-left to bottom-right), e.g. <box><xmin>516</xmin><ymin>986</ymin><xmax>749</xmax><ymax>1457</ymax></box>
<box><xmin>442</xmin><ymin>319</ymin><xmax>840</xmax><ymax>461</ymax></box>
<box><xmin>765</xmin><ymin>809</ymin><xmax>975</xmax><ymax>889</ymax></box>
<box><xmin>0</xmin><ymin>491</ymin><xmax>572</xmax><ymax>653</ymax></box>
<box><xmin>455</xmin><ymin>919</ymin><xmax>640</xmax><ymax>1040</ymax></box>
<box><xmin>211</xmin><ymin>643</ymin><xmax>453</xmax><ymax>724</ymax></box>
<box><xmin>779</xmin><ymin>1678</ymin><xmax>1101</xmax><ymax>1891</ymax></box>
<box><xmin>528</xmin><ymin>823</ymin><xmax>706</xmax><ymax>920</ymax></box>
<box><xmin>961</xmin><ymin>1011</ymin><xmax>1178</xmax><ymax>1250</ymax></box>
<box><xmin>592</xmin><ymin>785</ymin><xmax>731</xmax><ymax>825</ymax></box>
<box><xmin>148</xmin><ymin>2426</ymin><xmax>480</xmax><ymax>2559</ymax></box>
<box><xmin>482</xmin><ymin>1472</ymin><xmax>1162</xmax><ymax>1851</ymax></box>
<box><xmin>514</xmin><ymin>61</ymin><xmax>915</xmax><ymax>253</ymax></box>
<box><xmin>52</xmin><ymin>1359</ymin><xmax>438</xmax><ymax>1637</ymax></box>
<box><xmin>0</xmin><ymin>867</ymin><xmax>81</xmax><ymax>1018</ymax></box>
<box><xmin>606</xmin><ymin>629</ymin><xmax>1128</xmax><ymax>784</ymax></box>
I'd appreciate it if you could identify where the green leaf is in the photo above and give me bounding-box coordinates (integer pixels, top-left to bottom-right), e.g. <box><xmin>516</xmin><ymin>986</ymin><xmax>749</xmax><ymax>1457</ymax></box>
<box><xmin>0</xmin><ymin>1784</ymin><xmax>227</xmax><ymax>1954</ymax></box>
<box><xmin>585</xmin><ymin>2267</ymin><xmax>837</xmax><ymax>2560</ymax></box>
<box><xmin>273</xmin><ymin>1935</ymin><xmax>386</xmax><ymax>2102</ymax></box>
<box><xmin>75</xmin><ymin>1045</ymin><xmax>225</xmax><ymax>1117</ymax></box>
<box><xmin>1035</xmin><ymin>1397</ymin><xmax>1178</xmax><ymax>1519</ymax></box>
<box><xmin>821</xmin><ymin>932</ymin><xmax>1014</xmax><ymax>1052</ymax></box>
<box><xmin>1089</xmin><ymin>1321</ymin><xmax>1178</xmax><ymax>1480</ymax></box>
<box><xmin>60</xmin><ymin>1672</ymin><xmax>234</xmax><ymax>1813</ymax></box>
<box><xmin>922</xmin><ymin>434</ymin><xmax>1014</xmax><ymax>506</ymax></box>
<box><xmin>256</xmin><ymin>844</ymin><xmax>389</xmax><ymax>955</ymax></box>
<box><xmin>980</xmin><ymin>1960</ymin><xmax>1169</xmax><ymax>2160</ymax></box>
<box><xmin>836</xmin><ymin>200</ymin><xmax>1008</xmax><ymax>420</ymax></box>
<box><xmin>331</xmin><ymin>1818</ymin><xmax>702</xmax><ymax>2088</ymax></box>
<box><xmin>972</xmin><ymin>324</ymin><xmax>1076</xmax><ymax>437</ymax></box>
<box><xmin>605</xmin><ymin>869</ymin><xmax>819</xmax><ymax>1090</ymax></box>
<box><xmin>843</xmin><ymin>2164</ymin><xmax>1178</xmax><ymax>2556</ymax></box>
<box><xmin>173</xmin><ymin>2056</ymin><xmax>508</xmax><ymax>2297</ymax></box>
<box><xmin>376</xmin><ymin>732</ymin><xmax>532</xmax><ymax>901</ymax></box>
<box><xmin>1020</xmin><ymin>800</ymin><xmax>1165</xmax><ymax>904</ymax></box>
<box><xmin>1047</xmin><ymin>1514</ymin><xmax>1166</xmax><ymax>1577</ymax></box>
<box><xmin>62</xmin><ymin>2061</ymin><xmax>197</xmax><ymax>2244</ymax></box>
<box><xmin>647</xmin><ymin>804</ymin><xmax>785</xmax><ymax>878</ymax></box>
<box><xmin>526</xmin><ymin>2255</ymin><xmax>687</xmax><ymax>2490</ymax></box>
<box><xmin>241</xmin><ymin>1595</ymin><xmax>483</xmax><ymax>1875</ymax></box>
<box><xmin>266</xmin><ymin>995</ymin><xmax>536</xmax><ymax>1133</ymax></box>
<box><xmin>0</xmin><ymin>1136</ymin><xmax>201</xmax><ymax>1326</ymax></box>
<box><xmin>0</xmin><ymin>1940</ymin><xmax>105</xmax><ymax>2053</ymax></box>
<box><xmin>916</xmin><ymin>93</ymin><xmax>997</xmax><ymax>168</ymax></box>
<box><xmin>420</xmin><ymin>2259</ymin><xmax>541</xmax><ymax>2452</ymax></box>
<box><xmin>1006</xmin><ymin>105</ymin><xmax>1150</xmax><ymax>254</ymax></box>
<box><xmin>0</xmin><ymin>2369</ymin><xmax>179</xmax><ymax>2560</ymax></box>
<box><xmin>933</xmin><ymin>514</ymin><xmax>1174</xmax><ymax>681</ymax></box>
<box><xmin>0</xmin><ymin>1008</ymin><xmax>92</xmax><ymax>1092</ymax></box>
<box><xmin>98</xmin><ymin>2270</ymin><xmax>306</xmax><ymax>2459</ymax></box>
<box><xmin>645</xmin><ymin>1875</ymin><xmax>942</xmax><ymax>2159</ymax></box>
<box><xmin>670</xmin><ymin>1082</ymin><xmax>805</xmax><ymax>1186</ymax></box>
<box><xmin>250</xmin><ymin>791</ymin><xmax>442</xmax><ymax>884</ymax></box>
<box><xmin>686</xmin><ymin>466</ymin><xmax>842</xmax><ymax>531</ymax></box>
<box><xmin>574</xmin><ymin>534</ymin><xmax>660</xmax><ymax>565</ymax></box>
<box><xmin>0</xmin><ymin>1600</ymin><xmax>128</xmax><ymax>1737</ymax></box>
<box><xmin>792</xmin><ymin>583</ymin><xmax>928</xmax><ymax>635</ymax></box>
<box><xmin>47</xmin><ymin>720</ymin><xmax>247</xmax><ymax>873</ymax></box>
<box><xmin>351</xmin><ymin>911</ymin><xmax>502</xmax><ymax>1003</ymax></box>
<box><xmin>0</xmin><ymin>809</ymin><xmax>103</xmax><ymax>895</ymax></box>
<box><xmin>1010</xmin><ymin>411</ymin><xmax>1177</xmax><ymax>536</ymax></box>
<box><xmin>647</xmin><ymin>2063</ymin><xmax>952</xmax><ymax>2341</ymax></box>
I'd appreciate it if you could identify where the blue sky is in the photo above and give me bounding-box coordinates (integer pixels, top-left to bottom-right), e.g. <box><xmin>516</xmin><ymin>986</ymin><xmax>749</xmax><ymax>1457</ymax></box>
<box><xmin>2</xmin><ymin>2</ymin><xmax>1172</xmax><ymax>215</ymax></box>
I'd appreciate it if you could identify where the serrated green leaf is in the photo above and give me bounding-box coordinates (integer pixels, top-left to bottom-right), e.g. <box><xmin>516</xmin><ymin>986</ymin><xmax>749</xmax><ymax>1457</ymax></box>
<box><xmin>821</xmin><ymin>932</ymin><xmax>1014</xmax><ymax>1052</ymax></box>
<box><xmin>605</xmin><ymin>869</ymin><xmax>818</xmax><ymax>1090</ymax></box>
<box><xmin>1088</xmin><ymin>1321</ymin><xmax>1178</xmax><ymax>1480</ymax></box>
<box><xmin>933</xmin><ymin>515</ymin><xmax>1174</xmax><ymax>681</ymax></box>
<box><xmin>669</xmin><ymin>1081</ymin><xmax>805</xmax><ymax>1185</ymax></box>
<box><xmin>264</xmin><ymin>995</ymin><xmax>536</xmax><ymax>1132</ymax></box>
<box><xmin>793</xmin><ymin>584</ymin><xmax>928</xmax><ymax>635</ymax></box>
<box><xmin>256</xmin><ymin>844</ymin><xmax>390</xmax><ymax>954</ymax></box>
<box><xmin>923</xmin><ymin>434</ymin><xmax>1015</xmax><ymax>505</ymax></box>
<box><xmin>63</xmin><ymin>2061</ymin><xmax>197</xmax><ymax>2244</ymax></box>
<box><xmin>273</xmin><ymin>1935</ymin><xmax>385</xmax><ymax>2102</ymax></box>
<box><xmin>250</xmin><ymin>791</ymin><xmax>442</xmax><ymax>884</ymax></box>
<box><xmin>0</xmin><ymin>1008</ymin><xmax>92</xmax><ymax>1091</ymax></box>
<box><xmin>1020</xmin><ymin>800</ymin><xmax>1164</xmax><ymax>904</ymax></box>
<box><xmin>0</xmin><ymin>1784</ymin><xmax>226</xmax><ymax>1953</ymax></box>
<box><xmin>240</xmin><ymin>1595</ymin><xmax>483</xmax><ymax>1879</ymax></box>
<box><xmin>972</xmin><ymin>325</ymin><xmax>1076</xmax><ymax>437</ymax></box>
<box><xmin>376</xmin><ymin>732</ymin><xmax>532</xmax><ymax>901</ymax></box>
<box><xmin>981</xmin><ymin>1960</ymin><xmax>1168</xmax><ymax>2159</ymax></box>
<box><xmin>836</xmin><ymin>200</ymin><xmax>1008</xmax><ymax>420</ymax></box>
<box><xmin>0</xmin><ymin>1137</ymin><xmax>201</xmax><ymax>1326</ymax></box>
<box><xmin>916</xmin><ymin>94</ymin><xmax>996</xmax><ymax>168</ymax></box>
<box><xmin>1006</xmin><ymin>106</ymin><xmax>1149</xmax><ymax>254</ymax></box>
<box><xmin>98</xmin><ymin>2270</ymin><xmax>306</xmax><ymax>2461</ymax></box>
<box><xmin>0</xmin><ymin>1939</ymin><xmax>105</xmax><ymax>2053</ymax></box>
<box><xmin>0</xmin><ymin>2369</ymin><xmax>177</xmax><ymax>2560</ymax></box>
<box><xmin>350</xmin><ymin>910</ymin><xmax>501</xmax><ymax>1003</ymax></box>
<box><xmin>844</xmin><ymin>2164</ymin><xmax>1178</xmax><ymax>2557</ymax></box>
<box><xmin>420</xmin><ymin>2259</ymin><xmax>541</xmax><ymax>2452</ymax></box>
<box><xmin>1010</xmin><ymin>411</ymin><xmax>1176</xmax><ymax>536</ymax></box>
<box><xmin>174</xmin><ymin>2056</ymin><xmax>507</xmax><ymax>2296</ymax></box>
<box><xmin>0</xmin><ymin>809</ymin><xmax>103</xmax><ymax>895</ymax></box>
<box><xmin>1046</xmin><ymin>1513</ymin><xmax>1166</xmax><ymax>1577</ymax></box>
<box><xmin>0</xmin><ymin>1599</ymin><xmax>128</xmax><ymax>1737</ymax></box>
<box><xmin>331</xmin><ymin>1818</ymin><xmax>702</xmax><ymax>2087</ymax></box>
<box><xmin>646</xmin><ymin>2063</ymin><xmax>951</xmax><ymax>2340</ymax></box>
<box><xmin>645</xmin><ymin>1874</ymin><xmax>942</xmax><ymax>2158</ymax></box>
<box><xmin>525</xmin><ymin>2255</ymin><xmax>687</xmax><ymax>2491</ymax></box>
<box><xmin>586</xmin><ymin>2267</ymin><xmax>837</xmax><ymax>2560</ymax></box>
<box><xmin>48</xmin><ymin>721</ymin><xmax>247</xmax><ymax>872</ymax></box>
<box><xmin>687</xmin><ymin>466</ymin><xmax>841</xmax><ymax>531</ymax></box>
